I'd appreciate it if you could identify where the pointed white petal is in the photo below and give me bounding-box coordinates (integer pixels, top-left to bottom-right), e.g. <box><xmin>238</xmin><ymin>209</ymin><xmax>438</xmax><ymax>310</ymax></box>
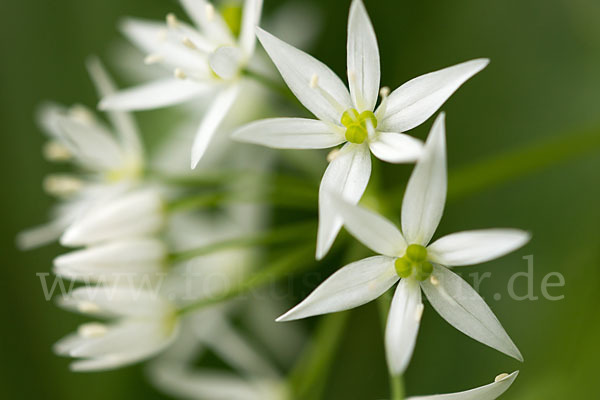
<box><xmin>191</xmin><ymin>84</ymin><xmax>240</xmax><ymax>168</ymax></box>
<box><xmin>381</xmin><ymin>59</ymin><xmax>489</xmax><ymax>132</ymax></box>
<box><xmin>86</xmin><ymin>57</ymin><xmax>143</xmax><ymax>158</ymax></box>
<box><xmin>60</xmin><ymin>189</ymin><xmax>164</xmax><ymax>246</ymax></box>
<box><xmin>100</xmin><ymin>79</ymin><xmax>211</xmax><ymax>111</ymax></box>
<box><xmin>316</xmin><ymin>143</ymin><xmax>371</xmax><ymax>259</ymax></box>
<box><xmin>179</xmin><ymin>0</ymin><xmax>235</xmax><ymax>44</ymax></box>
<box><xmin>232</xmin><ymin>117</ymin><xmax>344</xmax><ymax>149</ymax></box>
<box><xmin>277</xmin><ymin>256</ymin><xmax>398</xmax><ymax>321</ymax></box>
<box><xmin>330</xmin><ymin>196</ymin><xmax>406</xmax><ymax>257</ymax></box>
<box><xmin>347</xmin><ymin>0</ymin><xmax>380</xmax><ymax>111</ymax></box>
<box><xmin>239</xmin><ymin>0</ymin><xmax>263</xmax><ymax>56</ymax></box>
<box><xmin>385</xmin><ymin>278</ymin><xmax>423</xmax><ymax>375</ymax></box>
<box><xmin>209</xmin><ymin>46</ymin><xmax>243</xmax><ymax>80</ymax></box>
<box><xmin>369</xmin><ymin>132</ymin><xmax>424</xmax><ymax>163</ymax></box>
<box><xmin>407</xmin><ymin>371</ymin><xmax>519</xmax><ymax>400</ymax></box>
<box><xmin>256</xmin><ymin>28</ymin><xmax>352</xmax><ymax>124</ymax></box>
<box><xmin>401</xmin><ymin>113</ymin><xmax>446</xmax><ymax>245</ymax></box>
<box><xmin>421</xmin><ymin>265</ymin><xmax>523</xmax><ymax>361</ymax></box>
<box><xmin>428</xmin><ymin>229</ymin><xmax>531</xmax><ymax>267</ymax></box>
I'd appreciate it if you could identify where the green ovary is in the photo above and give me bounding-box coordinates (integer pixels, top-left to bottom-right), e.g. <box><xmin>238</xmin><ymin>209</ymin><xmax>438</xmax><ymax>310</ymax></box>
<box><xmin>341</xmin><ymin>108</ymin><xmax>377</xmax><ymax>144</ymax></box>
<box><xmin>394</xmin><ymin>244</ymin><xmax>432</xmax><ymax>281</ymax></box>
<box><xmin>221</xmin><ymin>3</ymin><xmax>242</xmax><ymax>37</ymax></box>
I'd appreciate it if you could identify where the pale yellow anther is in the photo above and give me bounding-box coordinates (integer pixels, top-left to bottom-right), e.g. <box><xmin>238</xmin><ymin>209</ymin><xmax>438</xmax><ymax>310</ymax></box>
<box><xmin>166</xmin><ymin>13</ymin><xmax>178</xmax><ymax>28</ymax></box>
<box><xmin>174</xmin><ymin>68</ymin><xmax>187</xmax><ymax>80</ymax></box>
<box><xmin>144</xmin><ymin>53</ymin><xmax>164</xmax><ymax>65</ymax></box>
<box><xmin>414</xmin><ymin>304</ymin><xmax>424</xmax><ymax>321</ymax></box>
<box><xmin>327</xmin><ymin>148</ymin><xmax>340</xmax><ymax>162</ymax></box>
<box><xmin>379</xmin><ymin>86</ymin><xmax>390</xmax><ymax>98</ymax></box>
<box><xmin>310</xmin><ymin>74</ymin><xmax>319</xmax><ymax>89</ymax></box>
<box><xmin>495</xmin><ymin>373</ymin><xmax>509</xmax><ymax>382</ymax></box>
<box><xmin>430</xmin><ymin>275</ymin><xmax>439</xmax><ymax>286</ymax></box>
<box><xmin>78</xmin><ymin>322</ymin><xmax>108</xmax><ymax>338</ymax></box>
<box><xmin>43</xmin><ymin>175</ymin><xmax>84</xmax><ymax>196</ymax></box>
<box><xmin>347</xmin><ymin>69</ymin><xmax>357</xmax><ymax>83</ymax></box>
<box><xmin>43</xmin><ymin>141</ymin><xmax>72</xmax><ymax>161</ymax></box>
<box><xmin>77</xmin><ymin>301</ymin><xmax>100</xmax><ymax>313</ymax></box>
<box><xmin>182</xmin><ymin>37</ymin><xmax>197</xmax><ymax>50</ymax></box>
<box><xmin>69</xmin><ymin>105</ymin><xmax>95</xmax><ymax>124</ymax></box>
<box><xmin>205</xmin><ymin>4</ymin><xmax>215</xmax><ymax>21</ymax></box>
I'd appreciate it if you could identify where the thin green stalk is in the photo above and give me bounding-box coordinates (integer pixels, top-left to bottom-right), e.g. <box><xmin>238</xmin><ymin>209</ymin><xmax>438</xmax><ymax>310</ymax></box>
<box><xmin>176</xmin><ymin>245</ymin><xmax>314</xmax><ymax>316</ymax></box>
<box><xmin>377</xmin><ymin>290</ymin><xmax>405</xmax><ymax>400</ymax></box>
<box><xmin>168</xmin><ymin>221</ymin><xmax>316</xmax><ymax>263</ymax></box>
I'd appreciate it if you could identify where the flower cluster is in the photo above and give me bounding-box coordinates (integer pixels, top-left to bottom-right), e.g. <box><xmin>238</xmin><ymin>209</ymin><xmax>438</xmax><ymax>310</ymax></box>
<box><xmin>20</xmin><ymin>0</ymin><xmax>530</xmax><ymax>399</ymax></box>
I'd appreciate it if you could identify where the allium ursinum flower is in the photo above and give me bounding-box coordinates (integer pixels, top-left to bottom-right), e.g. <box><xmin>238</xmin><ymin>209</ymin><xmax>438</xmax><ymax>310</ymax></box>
<box><xmin>100</xmin><ymin>0</ymin><xmax>263</xmax><ymax>168</ymax></box>
<box><xmin>55</xmin><ymin>286</ymin><xmax>178</xmax><ymax>371</ymax></box>
<box><xmin>406</xmin><ymin>371</ymin><xmax>518</xmax><ymax>400</ymax></box>
<box><xmin>277</xmin><ymin>114</ymin><xmax>530</xmax><ymax>375</ymax></box>
<box><xmin>232</xmin><ymin>0</ymin><xmax>488</xmax><ymax>259</ymax></box>
<box><xmin>17</xmin><ymin>58</ymin><xmax>144</xmax><ymax>250</ymax></box>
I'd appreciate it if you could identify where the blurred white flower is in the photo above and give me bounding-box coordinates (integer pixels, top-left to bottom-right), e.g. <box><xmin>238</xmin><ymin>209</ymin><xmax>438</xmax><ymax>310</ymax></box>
<box><xmin>100</xmin><ymin>0</ymin><xmax>263</xmax><ymax>168</ymax></box>
<box><xmin>407</xmin><ymin>371</ymin><xmax>518</xmax><ymax>400</ymax></box>
<box><xmin>55</xmin><ymin>286</ymin><xmax>178</xmax><ymax>372</ymax></box>
<box><xmin>277</xmin><ymin>114</ymin><xmax>530</xmax><ymax>375</ymax></box>
<box><xmin>232</xmin><ymin>0</ymin><xmax>488</xmax><ymax>259</ymax></box>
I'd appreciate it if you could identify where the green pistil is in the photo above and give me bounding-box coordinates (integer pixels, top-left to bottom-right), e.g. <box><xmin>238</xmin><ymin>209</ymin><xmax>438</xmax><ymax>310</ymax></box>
<box><xmin>221</xmin><ymin>3</ymin><xmax>242</xmax><ymax>37</ymax></box>
<box><xmin>394</xmin><ymin>244</ymin><xmax>432</xmax><ymax>281</ymax></box>
<box><xmin>340</xmin><ymin>108</ymin><xmax>377</xmax><ymax>144</ymax></box>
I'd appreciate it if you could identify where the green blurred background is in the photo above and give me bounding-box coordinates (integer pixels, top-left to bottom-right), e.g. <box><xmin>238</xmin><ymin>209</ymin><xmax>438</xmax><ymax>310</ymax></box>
<box><xmin>1</xmin><ymin>0</ymin><xmax>599</xmax><ymax>398</ymax></box>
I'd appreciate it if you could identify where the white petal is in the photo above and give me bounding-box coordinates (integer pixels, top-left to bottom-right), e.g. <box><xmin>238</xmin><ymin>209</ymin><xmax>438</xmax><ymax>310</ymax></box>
<box><xmin>385</xmin><ymin>278</ymin><xmax>423</xmax><ymax>375</ymax></box>
<box><xmin>407</xmin><ymin>371</ymin><xmax>519</xmax><ymax>400</ymax></box>
<box><xmin>380</xmin><ymin>59</ymin><xmax>489</xmax><ymax>132</ymax></box>
<box><xmin>239</xmin><ymin>0</ymin><xmax>263</xmax><ymax>56</ymax></box>
<box><xmin>232</xmin><ymin>117</ymin><xmax>344</xmax><ymax>149</ymax></box>
<box><xmin>421</xmin><ymin>265</ymin><xmax>522</xmax><ymax>361</ymax></box>
<box><xmin>347</xmin><ymin>0</ymin><xmax>380</xmax><ymax>111</ymax></box>
<box><xmin>100</xmin><ymin>79</ymin><xmax>211</xmax><ymax>111</ymax></box>
<box><xmin>330</xmin><ymin>195</ymin><xmax>406</xmax><ymax>257</ymax></box>
<box><xmin>428</xmin><ymin>229</ymin><xmax>531</xmax><ymax>267</ymax></box>
<box><xmin>86</xmin><ymin>57</ymin><xmax>143</xmax><ymax>158</ymax></box>
<box><xmin>191</xmin><ymin>84</ymin><xmax>240</xmax><ymax>168</ymax></box>
<box><xmin>60</xmin><ymin>189</ymin><xmax>164</xmax><ymax>246</ymax></box>
<box><xmin>179</xmin><ymin>0</ymin><xmax>235</xmax><ymax>45</ymax></box>
<box><xmin>369</xmin><ymin>132</ymin><xmax>424</xmax><ymax>163</ymax></box>
<box><xmin>316</xmin><ymin>143</ymin><xmax>371</xmax><ymax>259</ymax></box>
<box><xmin>277</xmin><ymin>256</ymin><xmax>398</xmax><ymax>321</ymax></box>
<box><xmin>209</xmin><ymin>46</ymin><xmax>243</xmax><ymax>80</ymax></box>
<box><xmin>256</xmin><ymin>28</ymin><xmax>352</xmax><ymax>124</ymax></box>
<box><xmin>401</xmin><ymin>113</ymin><xmax>446</xmax><ymax>245</ymax></box>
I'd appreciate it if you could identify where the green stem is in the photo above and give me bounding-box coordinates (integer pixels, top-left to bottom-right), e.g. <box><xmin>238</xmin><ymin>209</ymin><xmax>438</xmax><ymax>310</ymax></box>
<box><xmin>168</xmin><ymin>221</ymin><xmax>316</xmax><ymax>263</ymax></box>
<box><xmin>176</xmin><ymin>245</ymin><xmax>314</xmax><ymax>316</ymax></box>
<box><xmin>377</xmin><ymin>290</ymin><xmax>405</xmax><ymax>400</ymax></box>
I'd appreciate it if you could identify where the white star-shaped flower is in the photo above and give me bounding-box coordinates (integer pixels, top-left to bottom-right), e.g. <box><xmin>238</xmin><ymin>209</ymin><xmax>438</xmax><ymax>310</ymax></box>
<box><xmin>100</xmin><ymin>0</ymin><xmax>263</xmax><ymax>168</ymax></box>
<box><xmin>406</xmin><ymin>371</ymin><xmax>518</xmax><ymax>400</ymax></box>
<box><xmin>277</xmin><ymin>114</ymin><xmax>530</xmax><ymax>375</ymax></box>
<box><xmin>232</xmin><ymin>0</ymin><xmax>488</xmax><ymax>259</ymax></box>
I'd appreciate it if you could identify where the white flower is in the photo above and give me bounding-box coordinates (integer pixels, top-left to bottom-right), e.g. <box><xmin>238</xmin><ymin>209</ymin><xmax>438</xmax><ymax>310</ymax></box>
<box><xmin>99</xmin><ymin>0</ymin><xmax>263</xmax><ymax>168</ymax></box>
<box><xmin>60</xmin><ymin>187</ymin><xmax>165</xmax><ymax>247</ymax></box>
<box><xmin>53</xmin><ymin>238</ymin><xmax>167</xmax><ymax>284</ymax></box>
<box><xmin>406</xmin><ymin>371</ymin><xmax>518</xmax><ymax>400</ymax></box>
<box><xmin>55</xmin><ymin>286</ymin><xmax>178</xmax><ymax>371</ymax></box>
<box><xmin>277</xmin><ymin>114</ymin><xmax>530</xmax><ymax>375</ymax></box>
<box><xmin>232</xmin><ymin>0</ymin><xmax>488</xmax><ymax>259</ymax></box>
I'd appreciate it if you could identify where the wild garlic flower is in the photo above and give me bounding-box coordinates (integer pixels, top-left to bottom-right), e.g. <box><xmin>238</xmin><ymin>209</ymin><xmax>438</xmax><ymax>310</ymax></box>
<box><xmin>100</xmin><ymin>0</ymin><xmax>263</xmax><ymax>168</ymax></box>
<box><xmin>277</xmin><ymin>114</ymin><xmax>530</xmax><ymax>375</ymax></box>
<box><xmin>232</xmin><ymin>0</ymin><xmax>488</xmax><ymax>259</ymax></box>
<box><xmin>17</xmin><ymin>58</ymin><xmax>144</xmax><ymax>250</ymax></box>
<box><xmin>407</xmin><ymin>371</ymin><xmax>518</xmax><ymax>400</ymax></box>
<box><xmin>55</xmin><ymin>286</ymin><xmax>178</xmax><ymax>372</ymax></box>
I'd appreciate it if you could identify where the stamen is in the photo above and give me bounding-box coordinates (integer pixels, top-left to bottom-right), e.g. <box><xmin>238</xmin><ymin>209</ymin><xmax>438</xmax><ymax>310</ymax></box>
<box><xmin>43</xmin><ymin>174</ymin><xmax>84</xmax><ymax>196</ymax></box>
<box><xmin>327</xmin><ymin>148</ymin><xmax>340</xmax><ymax>162</ymax></box>
<box><xmin>166</xmin><ymin>13</ymin><xmax>179</xmax><ymax>28</ymax></box>
<box><xmin>309</xmin><ymin>73</ymin><xmax>319</xmax><ymax>88</ymax></box>
<box><xmin>495</xmin><ymin>373</ymin><xmax>509</xmax><ymax>382</ymax></box>
<box><xmin>43</xmin><ymin>141</ymin><xmax>72</xmax><ymax>161</ymax></box>
<box><xmin>77</xmin><ymin>301</ymin><xmax>100</xmax><ymax>313</ymax></box>
<box><xmin>78</xmin><ymin>322</ymin><xmax>108</xmax><ymax>338</ymax></box>
<box><xmin>309</xmin><ymin>73</ymin><xmax>347</xmax><ymax>115</ymax></box>
<box><xmin>347</xmin><ymin>69</ymin><xmax>357</xmax><ymax>84</ymax></box>
<box><xmin>69</xmin><ymin>105</ymin><xmax>95</xmax><ymax>124</ymax></box>
<box><xmin>157</xmin><ymin>28</ymin><xmax>168</xmax><ymax>42</ymax></box>
<box><xmin>144</xmin><ymin>53</ymin><xmax>164</xmax><ymax>65</ymax></box>
<box><xmin>182</xmin><ymin>37</ymin><xmax>198</xmax><ymax>50</ymax></box>
<box><xmin>379</xmin><ymin>86</ymin><xmax>390</xmax><ymax>98</ymax></box>
<box><xmin>205</xmin><ymin>4</ymin><xmax>215</xmax><ymax>21</ymax></box>
<box><xmin>430</xmin><ymin>275</ymin><xmax>439</xmax><ymax>286</ymax></box>
<box><xmin>414</xmin><ymin>304</ymin><xmax>424</xmax><ymax>321</ymax></box>
<box><xmin>174</xmin><ymin>68</ymin><xmax>187</xmax><ymax>80</ymax></box>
